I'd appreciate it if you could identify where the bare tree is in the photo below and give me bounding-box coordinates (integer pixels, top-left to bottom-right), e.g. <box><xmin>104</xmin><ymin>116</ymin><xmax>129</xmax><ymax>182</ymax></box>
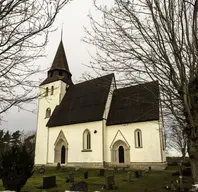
<box><xmin>0</xmin><ymin>0</ymin><xmax>70</xmax><ymax>116</ymax></box>
<box><xmin>167</xmin><ymin>122</ymin><xmax>188</xmax><ymax>158</ymax></box>
<box><xmin>85</xmin><ymin>0</ymin><xmax>198</xmax><ymax>183</ymax></box>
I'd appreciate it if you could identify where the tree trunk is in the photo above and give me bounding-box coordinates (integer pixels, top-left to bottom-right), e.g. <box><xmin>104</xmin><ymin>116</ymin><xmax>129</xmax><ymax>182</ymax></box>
<box><xmin>189</xmin><ymin>142</ymin><xmax>198</xmax><ymax>184</ymax></box>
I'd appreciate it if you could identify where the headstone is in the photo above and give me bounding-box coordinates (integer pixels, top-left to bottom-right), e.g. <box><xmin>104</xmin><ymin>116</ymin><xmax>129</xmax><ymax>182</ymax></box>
<box><xmin>139</xmin><ymin>170</ymin><xmax>142</xmax><ymax>177</ymax></box>
<box><xmin>105</xmin><ymin>175</ymin><xmax>115</xmax><ymax>190</ymax></box>
<box><xmin>149</xmin><ymin>166</ymin><xmax>151</xmax><ymax>172</ymax></box>
<box><xmin>69</xmin><ymin>172</ymin><xmax>75</xmax><ymax>183</ymax></box>
<box><xmin>56</xmin><ymin>162</ymin><xmax>61</xmax><ymax>170</ymax></box>
<box><xmin>103</xmin><ymin>161</ymin><xmax>106</xmax><ymax>168</ymax></box>
<box><xmin>127</xmin><ymin>172</ymin><xmax>132</xmax><ymax>183</ymax></box>
<box><xmin>135</xmin><ymin>170</ymin><xmax>139</xmax><ymax>178</ymax></box>
<box><xmin>75</xmin><ymin>166</ymin><xmax>80</xmax><ymax>171</ymax></box>
<box><xmin>43</xmin><ymin>176</ymin><xmax>56</xmax><ymax>189</ymax></box>
<box><xmin>99</xmin><ymin>169</ymin><xmax>105</xmax><ymax>176</ymax></box>
<box><xmin>69</xmin><ymin>181</ymin><xmax>88</xmax><ymax>192</ymax></box>
<box><xmin>84</xmin><ymin>171</ymin><xmax>88</xmax><ymax>179</ymax></box>
<box><xmin>113</xmin><ymin>167</ymin><xmax>118</xmax><ymax>173</ymax></box>
<box><xmin>65</xmin><ymin>177</ymin><xmax>70</xmax><ymax>183</ymax></box>
<box><xmin>38</xmin><ymin>166</ymin><xmax>45</xmax><ymax>174</ymax></box>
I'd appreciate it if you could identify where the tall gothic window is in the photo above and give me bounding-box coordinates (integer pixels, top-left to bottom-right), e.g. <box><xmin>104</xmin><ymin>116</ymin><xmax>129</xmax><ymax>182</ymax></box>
<box><xmin>51</xmin><ymin>86</ymin><xmax>54</xmax><ymax>95</ymax></box>
<box><xmin>83</xmin><ymin>129</ymin><xmax>91</xmax><ymax>150</ymax></box>
<box><xmin>45</xmin><ymin>108</ymin><xmax>51</xmax><ymax>118</ymax></box>
<box><xmin>45</xmin><ymin>87</ymin><xmax>49</xmax><ymax>96</ymax></box>
<box><xmin>135</xmin><ymin>129</ymin><xmax>143</xmax><ymax>148</ymax></box>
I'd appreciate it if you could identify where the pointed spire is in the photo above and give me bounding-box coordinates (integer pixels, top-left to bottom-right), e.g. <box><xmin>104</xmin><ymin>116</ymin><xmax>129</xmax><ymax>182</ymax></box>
<box><xmin>49</xmin><ymin>41</ymin><xmax>70</xmax><ymax>73</ymax></box>
<box><xmin>40</xmin><ymin>41</ymin><xmax>73</xmax><ymax>86</ymax></box>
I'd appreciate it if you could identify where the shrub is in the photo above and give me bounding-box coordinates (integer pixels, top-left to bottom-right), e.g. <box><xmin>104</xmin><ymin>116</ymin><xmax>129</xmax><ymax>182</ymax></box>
<box><xmin>0</xmin><ymin>144</ymin><xmax>34</xmax><ymax>192</ymax></box>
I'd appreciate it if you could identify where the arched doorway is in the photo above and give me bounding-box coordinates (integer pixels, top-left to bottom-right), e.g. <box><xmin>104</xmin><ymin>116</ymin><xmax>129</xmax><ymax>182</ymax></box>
<box><xmin>118</xmin><ymin>146</ymin><xmax>124</xmax><ymax>163</ymax></box>
<box><xmin>54</xmin><ymin>130</ymin><xmax>68</xmax><ymax>164</ymax></box>
<box><xmin>111</xmin><ymin>140</ymin><xmax>130</xmax><ymax>164</ymax></box>
<box><xmin>61</xmin><ymin>146</ymin><xmax>66</xmax><ymax>164</ymax></box>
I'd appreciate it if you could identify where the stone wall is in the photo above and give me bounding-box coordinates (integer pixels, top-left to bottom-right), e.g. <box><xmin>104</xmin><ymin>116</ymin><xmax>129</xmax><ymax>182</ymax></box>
<box><xmin>41</xmin><ymin>161</ymin><xmax>167</xmax><ymax>170</ymax></box>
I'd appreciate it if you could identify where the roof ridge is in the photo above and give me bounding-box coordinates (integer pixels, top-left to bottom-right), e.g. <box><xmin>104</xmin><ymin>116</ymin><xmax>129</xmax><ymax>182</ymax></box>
<box><xmin>115</xmin><ymin>80</ymin><xmax>158</xmax><ymax>92</ymax></box>
<box><xmin>74</xmin><ymin>73</ymin><xmax>114</xmax><ymax>86</ymax></box>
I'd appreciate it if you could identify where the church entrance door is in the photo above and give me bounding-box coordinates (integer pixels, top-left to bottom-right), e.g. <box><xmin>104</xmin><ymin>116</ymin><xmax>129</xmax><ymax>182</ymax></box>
<box><xmin>118</xmin><ymin>146</ymin><xmax>124</xmax><ymax>163</ymax></box>
<box><xmin>111</xmin><ymin>140</ymin><xmax>130</xmax><ymax>164</ymax></box>
<box><xmin>61</xmin><ymin>146</ymin><xmax>66</xmax><ymax>164</ymax></box>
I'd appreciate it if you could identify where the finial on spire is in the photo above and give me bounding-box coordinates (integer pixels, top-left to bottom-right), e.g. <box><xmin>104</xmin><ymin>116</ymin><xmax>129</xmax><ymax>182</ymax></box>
<box><xmin>61</xmin><ymin>23</ymin><xmax>64</xmax><ymax>40</ymax></box>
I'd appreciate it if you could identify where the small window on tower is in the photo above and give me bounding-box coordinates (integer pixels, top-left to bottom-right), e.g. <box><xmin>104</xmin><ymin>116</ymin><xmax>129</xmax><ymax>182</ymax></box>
<box><xmin>59</xmin><ymin>71</ymin><xmax>63</xmax><ymax>76</ymax></box>
<box><xmin>45</xmin><ymin>87</ymin><xmax>49</xmax><ymax>96</ymax></box>
<box><xmin>45</xmin><ymin>108</ymin><xmax>51</xmax><ymax>118</ymax></box>
<box><xmin>51</xmin><ymin>86</ymin><xmax>54</xmax><ymax>95</ymax></box>
<box><xmin>50</xmin><ymin>71</ymin><xmax>53</xmax><ymax>77</ymax></box>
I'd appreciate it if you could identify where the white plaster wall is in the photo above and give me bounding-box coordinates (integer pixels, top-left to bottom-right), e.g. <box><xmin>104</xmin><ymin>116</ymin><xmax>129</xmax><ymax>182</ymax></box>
<box><xmin>47</xmin><ymin>121</ymin><xmax>103</xmax><ymax>163</ymax></box>
<box><xmin>35</xmin><ymin>80</ymin><xmax>66</xmax><ymax>165</ymax></box>
<box><xmin>106</xmin><ymin>120</ymin><xmax>164</xmax><ymax>163</ymax></box>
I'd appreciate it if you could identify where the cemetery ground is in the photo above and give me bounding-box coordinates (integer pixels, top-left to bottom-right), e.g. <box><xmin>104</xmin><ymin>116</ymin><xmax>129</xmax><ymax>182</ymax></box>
<box><xmin>0</xmin><ymin>164</ymin><xmax>193</xmax><ymax>192</ymax></box>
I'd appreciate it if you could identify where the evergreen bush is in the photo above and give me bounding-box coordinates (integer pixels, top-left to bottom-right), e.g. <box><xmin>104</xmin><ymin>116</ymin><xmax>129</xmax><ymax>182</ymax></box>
<box><xmin>0</xmin><ymin>144</ymin><xmax>34</xmax><ymax>192</ymax></box>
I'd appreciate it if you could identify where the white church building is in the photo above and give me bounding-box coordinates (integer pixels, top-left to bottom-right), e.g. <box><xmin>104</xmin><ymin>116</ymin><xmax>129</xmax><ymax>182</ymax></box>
<box><xmin>35</xmin><ymin>41</ymin><xmax>166</xmax><ymax>169</ymax></box>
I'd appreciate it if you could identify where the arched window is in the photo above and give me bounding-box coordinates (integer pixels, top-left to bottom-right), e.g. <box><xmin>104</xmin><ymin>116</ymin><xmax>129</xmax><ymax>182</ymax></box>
<box><xmin>45</xmin><ymin>108</ymin><xmax>51</xmax><ymax>118</ymax></box>
<box><xmin>135</xmin><ymin>129</ymin><xmax>143</xmax><ymax>148</ymax></box>
<box><xmin>83</xmin><ymin>129</ymin><xmax>91</xmax><ymax>150</ymax></box>
<box><xmin>51</xmin><ymin>86</ymin><xmax>54</xmax><ymax>95</ymax></box>
<box><xmin>45</xmin><ymin>87</ymin><xmax>49</xmax><ymax>96</ymax></box>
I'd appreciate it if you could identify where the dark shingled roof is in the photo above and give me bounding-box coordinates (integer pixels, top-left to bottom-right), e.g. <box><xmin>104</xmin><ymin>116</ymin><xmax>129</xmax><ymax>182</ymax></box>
<box><xmin>50</xmin><ymin>41</ymin><xmax>70</xmax><ymax>72</ymax></box>
<box><xmin>47</xmin><ymin>74</ymin><xmax>114</xmax><ymax>127</ymax></box>
<box><xmin>40</xmin><ymin>41</ymin><xmax>73</xmax><ymax>86</ymax></box>
<box><xmin>107</xmin><ymin>81</ymin><xmax>159</xmax><ymax>125</ymax></box>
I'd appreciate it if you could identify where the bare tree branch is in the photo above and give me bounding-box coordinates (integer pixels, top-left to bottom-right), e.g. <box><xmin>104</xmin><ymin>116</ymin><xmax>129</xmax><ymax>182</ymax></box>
<box><xmin>0</xmin><ymin>0</ymin><xmax>71</xmax><ymax>117</ymax></box>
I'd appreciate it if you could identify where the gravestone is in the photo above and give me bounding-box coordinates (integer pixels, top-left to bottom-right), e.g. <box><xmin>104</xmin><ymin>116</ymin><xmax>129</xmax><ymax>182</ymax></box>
<box><xmin>135</xmin><ymin>170</ymin><xmax>139</xmax><ymax>178</ymax></box>
<box><xmin>84</xmin><ymin>171</ymin><xmax>88</xmax><ymax>179</ymax></box>
<box><xmin>127</xmin><ymin>172</ymin><xmax>132</xmax><ymax>183</ymax></box>
<box><xmin>105</xmin><ymin>175</ymin><xmax>115</xmax><ymax>190</ymax></box>
<box><xmin>149</xmin><ymin>166</ymin><xmax>151</xmax><ymax>172</ymax></box>
<box><xmin>69</xmin><ymin>181</ymin><xmax>88</xmax><ymax>192</ymax></box>
<box><xmin>69</xmin><ymin>172</ymin><xmax>75</xmax><ymax>183</ymax></box>
<box><xmin>56</xmin><ymin>162</ymin><xmax>61</xmax><ymax>170</ymax></box>
<box><xmin>43</xmin><ymin>176</ymin><xmax>56</xmax><ymax>189</ymax></box>
<box><xmin>99</xmin><ymin>169</ymin><xmax>105</xmax><ymax>176</ymax></box>
<box><xmin>37</xmin><ymin>166</ymin><xmax>45</xmax><ymax>174</ymax></box>
<box><xmin>75</xmin><ymin>166</ymin><xmax>80</xmax><ymax>171</ymax></box>
<box><xmin>113</xmin><ymin>167</ymin><xmax>118</xmax><ymax>173</ymax></box>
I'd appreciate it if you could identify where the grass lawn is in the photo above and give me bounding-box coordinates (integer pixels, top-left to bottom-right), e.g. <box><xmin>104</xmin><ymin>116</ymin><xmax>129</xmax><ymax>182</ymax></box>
<box><xmin>0</xmin><ymin>166</ymin><xmax>193</xmax><ymax>192</ymax></box>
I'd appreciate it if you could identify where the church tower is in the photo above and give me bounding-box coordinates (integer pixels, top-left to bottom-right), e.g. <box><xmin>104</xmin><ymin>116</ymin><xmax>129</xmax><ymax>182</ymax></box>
<box><xmin>35</xmin><ymin>41</ymin><xmax>72</xmax><ymax>165</ymax></box>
